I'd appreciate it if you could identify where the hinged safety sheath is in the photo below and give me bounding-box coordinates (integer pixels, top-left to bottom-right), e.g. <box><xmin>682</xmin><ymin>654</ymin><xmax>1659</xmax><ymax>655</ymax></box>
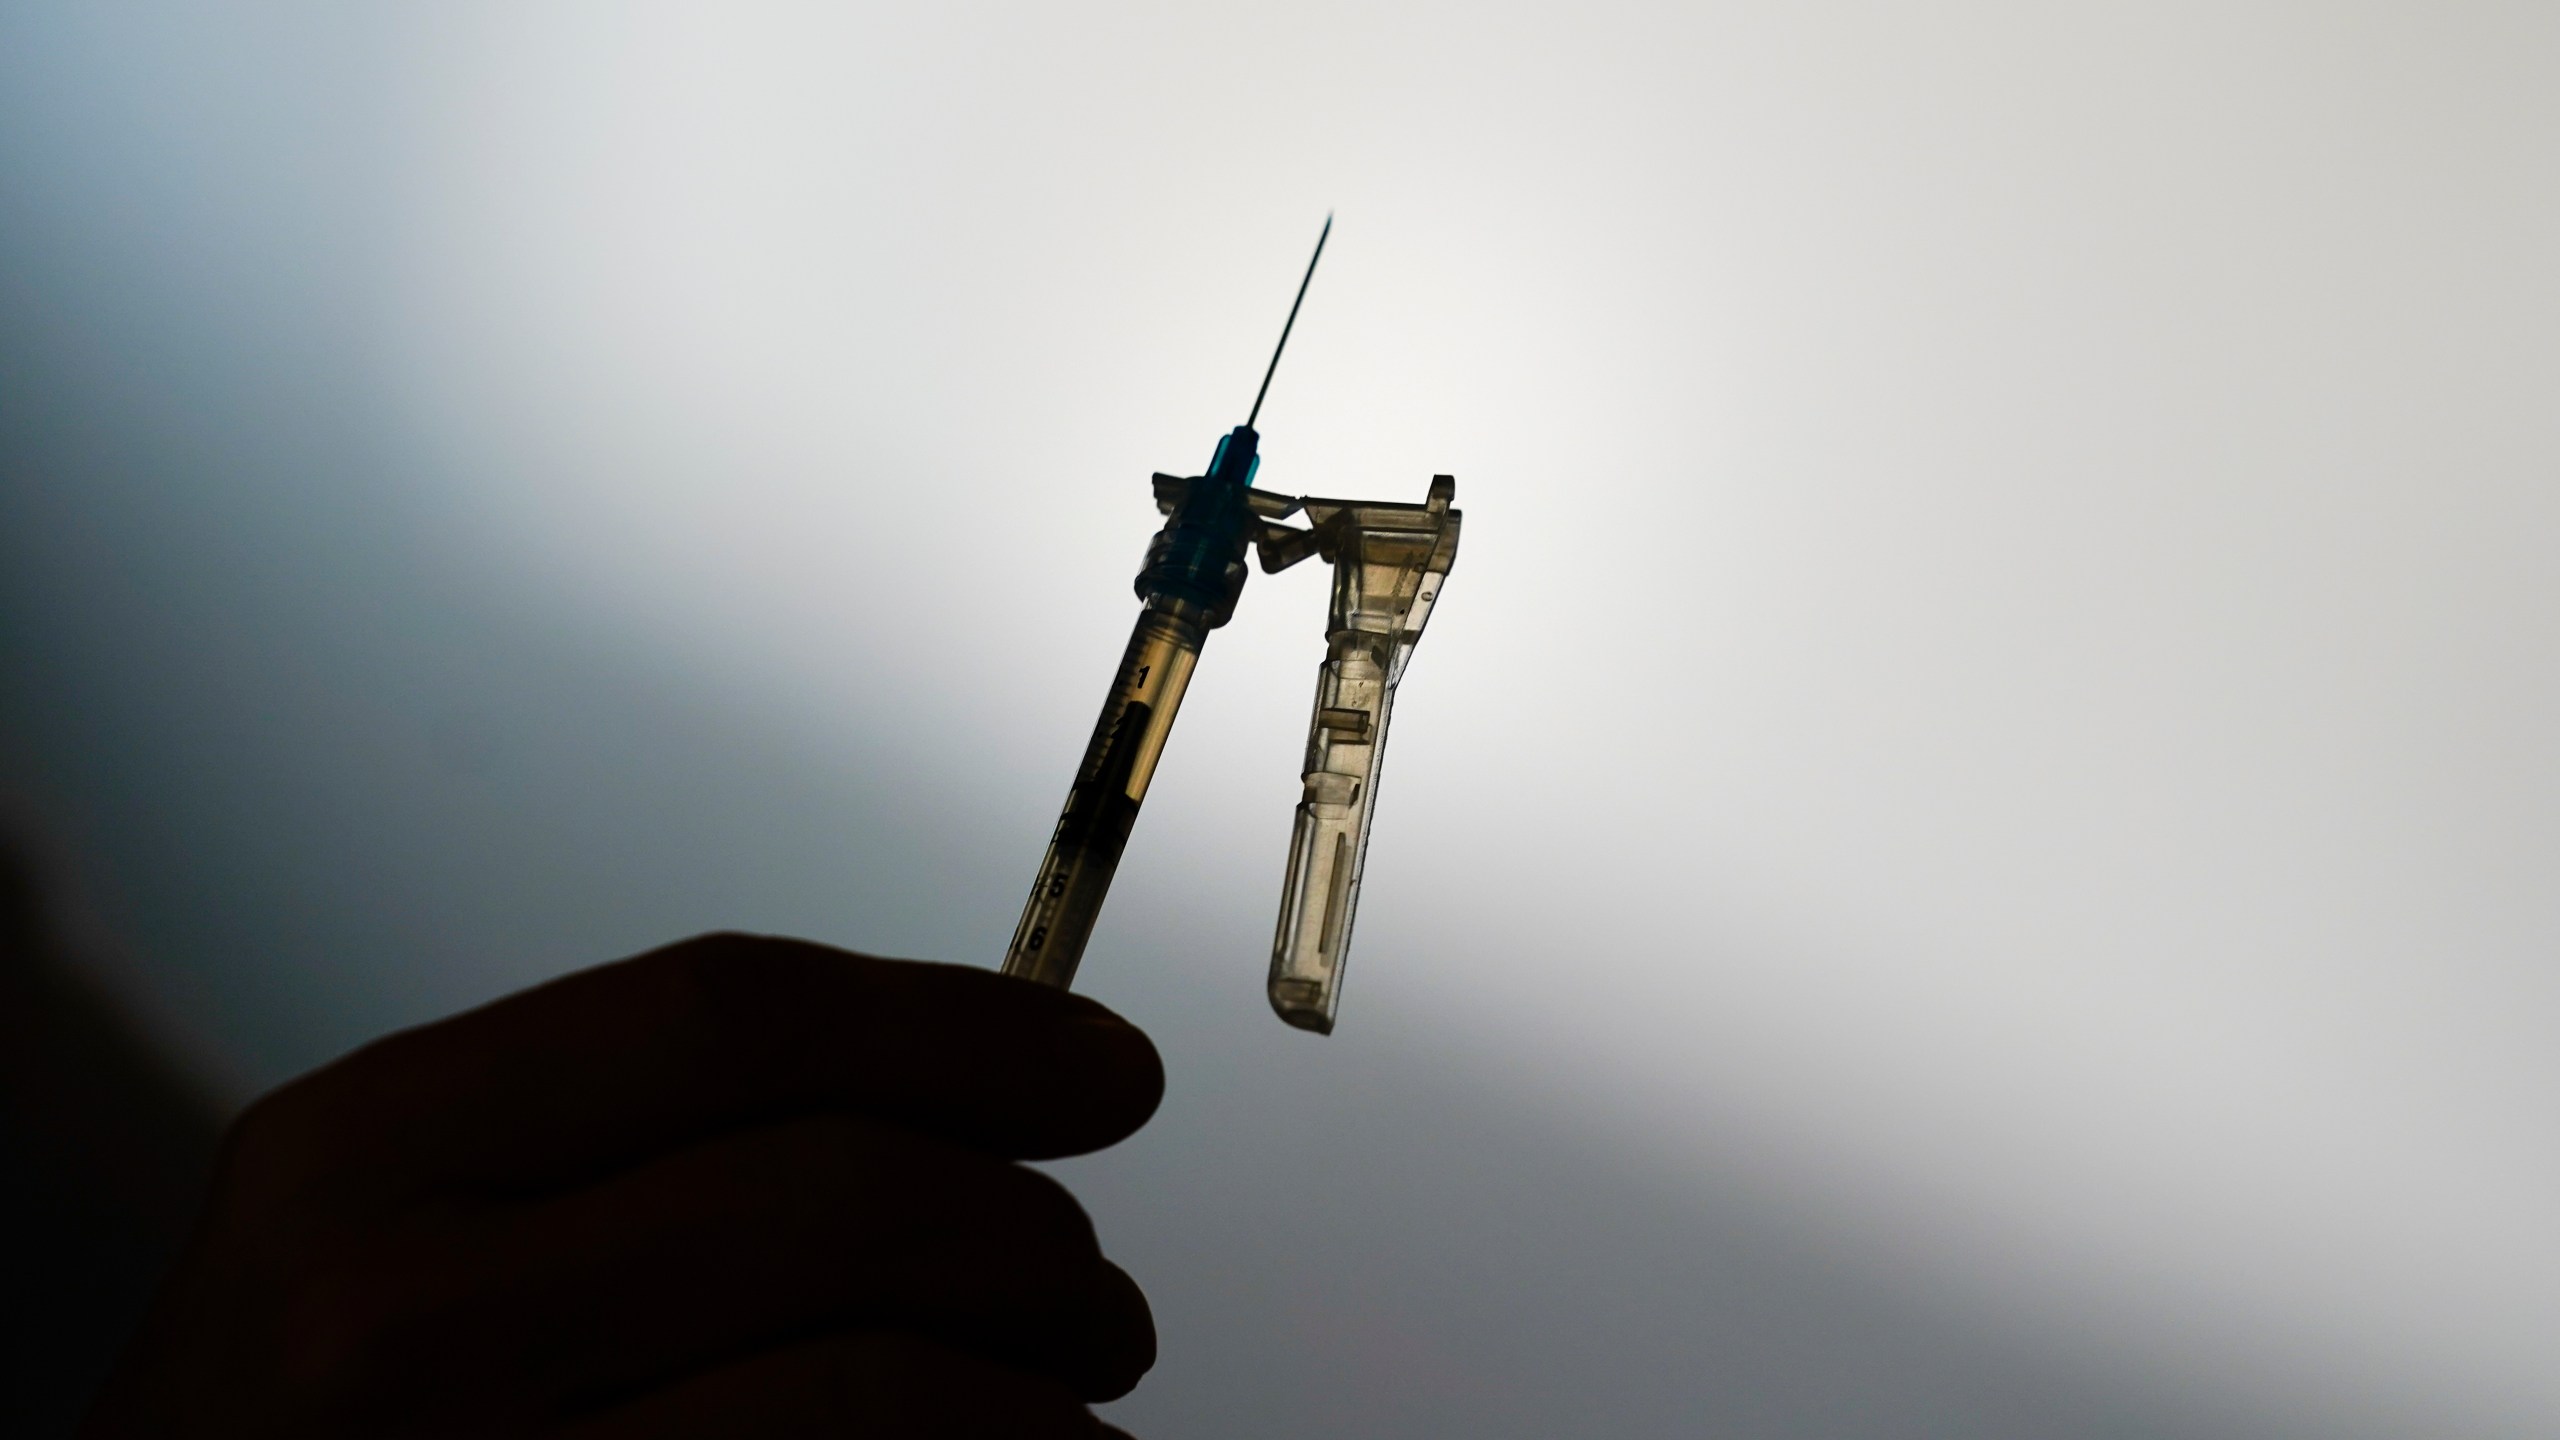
<box><xmin>1262</xmin><ymin>476</ymin><xmax>1461</xmax><ymax>1032</ymax></box>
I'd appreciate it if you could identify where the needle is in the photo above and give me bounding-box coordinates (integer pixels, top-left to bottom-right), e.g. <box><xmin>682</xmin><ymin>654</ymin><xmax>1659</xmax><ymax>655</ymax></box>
<box><xmin>1246</xmin><ymin>213</ymin><xmax>1332</xmax><ymax>430</ymax></box>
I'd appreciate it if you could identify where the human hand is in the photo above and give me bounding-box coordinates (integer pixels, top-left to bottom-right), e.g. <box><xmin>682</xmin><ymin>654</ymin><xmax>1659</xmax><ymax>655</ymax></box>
<box><xmin>81</xmin><ymin>933</ymin><xmax>1163</xmax><ymax>1438</ymax></box>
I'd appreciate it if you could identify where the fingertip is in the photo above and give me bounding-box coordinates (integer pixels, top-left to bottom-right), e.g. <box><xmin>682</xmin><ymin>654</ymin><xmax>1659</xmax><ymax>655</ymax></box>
<box><xmin>1075</xmin><ymin>1014</ymin><xmax>1167</xmax><ymax>1127</ymax></box>
<box><xmin>1070</xmin><ymin>1261</ymin><xmax>1156</xmax><ymax>1403</ymax></box>
<box><xmin>678</xmin><ymin>938</ymin><xmax>1167</xmax><ymax>1159</ymax></box>
<box><xmin>1015</xmin><ymin>1017</ymin><xmax>1164</xmax><ymax>1159</ymax></box>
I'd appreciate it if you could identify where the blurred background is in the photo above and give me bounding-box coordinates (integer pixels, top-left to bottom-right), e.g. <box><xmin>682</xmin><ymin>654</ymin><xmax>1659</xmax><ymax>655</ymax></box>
<box><xmin>4</xmin><ymin>3</ymin><xmax>2557</xmax><ymax>1435</ymax></box>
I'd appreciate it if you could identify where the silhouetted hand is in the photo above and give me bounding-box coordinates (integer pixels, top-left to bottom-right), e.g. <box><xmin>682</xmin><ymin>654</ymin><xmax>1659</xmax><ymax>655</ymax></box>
<box><xmin>81</xmin><ymin>933</ymin><xmax>1163</xmax><ymax>1438</ymax></box>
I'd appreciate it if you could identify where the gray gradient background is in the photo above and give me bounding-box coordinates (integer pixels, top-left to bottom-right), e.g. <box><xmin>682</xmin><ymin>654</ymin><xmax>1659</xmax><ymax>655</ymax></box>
<box><xmin>5</xmin><ymin>4</ymin><xmax>2557</xmax><ymax>1435</ymax></box>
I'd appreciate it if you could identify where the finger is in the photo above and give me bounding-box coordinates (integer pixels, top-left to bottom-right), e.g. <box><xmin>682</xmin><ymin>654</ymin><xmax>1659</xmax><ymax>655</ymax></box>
<box><xmin>240</xmin><ymin>933</ymin><xmax>1163</xmax><ymax>1199</ymax></box>
<box><xmin>556</xmin><ymin>1330</ymin><xmax>1106</xmax><ymax>1440</ymax></box>
<box><xmin>1071</xmin><ymin>1262</ymin><xmax>1156</xmax><ymax>1404</ymax></box>
<box><xmin>375</xmin><ymin>1115</ymin><xmax>1154</xmax><ymax>1409</ymax></box>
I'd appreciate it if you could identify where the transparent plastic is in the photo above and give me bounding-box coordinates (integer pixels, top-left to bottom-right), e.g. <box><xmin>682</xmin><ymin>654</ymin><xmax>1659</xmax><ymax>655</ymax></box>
<box><xmin>1260</xmin><ymin>476</ymin><xmax>1461</xmax><ymax>1032</ymax></box>
<box><xmin>1000</xmin><ymin>441</ymin><xmax>1461</xmax><ymax>1037</ymax></box>
<box><xmin>1002</xmin><ymin>223</ymin><xmax>1469</xmax><ymax>1029</ymax></box>
<box><xmin>1003</xmin><ymin>599</ymin><xmax>1208</xmax><ymax>988</ymax></box>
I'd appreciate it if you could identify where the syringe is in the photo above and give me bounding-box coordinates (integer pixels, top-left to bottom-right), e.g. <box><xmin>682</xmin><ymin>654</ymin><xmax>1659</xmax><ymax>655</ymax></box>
<box><xmin>1003</xmin><ymin>219</ymin><xmax>1463</xmax><ymax>1030</ymax></box>
<box><xmin>1002</xmin><ymin>219</ymin><xmax>1333</xmax><ymax>988</ymax></box>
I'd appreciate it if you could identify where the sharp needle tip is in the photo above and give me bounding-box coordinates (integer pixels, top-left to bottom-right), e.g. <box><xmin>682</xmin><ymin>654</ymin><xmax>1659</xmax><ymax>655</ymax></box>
<box><xmin>1246</xmin><ymin>217</ymin><xmax>1333</xmax><ymax>431</ymax></box>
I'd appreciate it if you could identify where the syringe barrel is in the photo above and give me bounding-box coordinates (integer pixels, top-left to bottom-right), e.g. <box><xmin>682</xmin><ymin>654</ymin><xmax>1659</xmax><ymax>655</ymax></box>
<box><xmin>1003</xmin><ymin>598</ymin><xmax>1209</xmax><ymax>988</ymax></box>
<box><xmin>1266</xmin><ymin>628</ymin><xmax>1398</xmax><ymax>1032</ymax></box>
